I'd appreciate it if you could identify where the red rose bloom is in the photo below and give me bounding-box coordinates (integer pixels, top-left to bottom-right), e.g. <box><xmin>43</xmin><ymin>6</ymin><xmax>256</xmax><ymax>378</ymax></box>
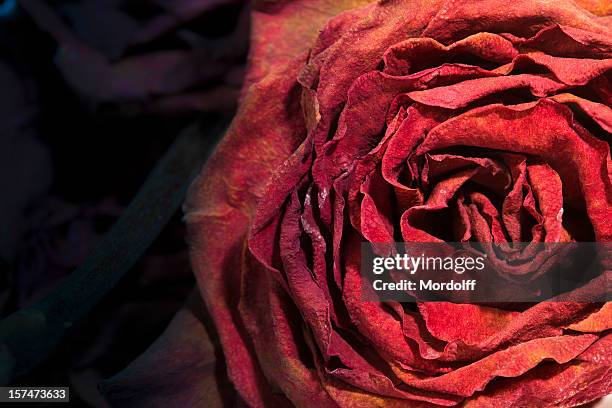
<box><xmin>186</xmin><ymin>0</ymin><xmax>612</xmax><ymax>406</ymax></box>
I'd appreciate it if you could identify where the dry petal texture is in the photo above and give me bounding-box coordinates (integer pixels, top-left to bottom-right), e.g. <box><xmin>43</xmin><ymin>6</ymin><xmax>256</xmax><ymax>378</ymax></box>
<box><xmin>186</xmin><ymin>0</ymin><xmax>612</xmax><ymax>406</ymax></box>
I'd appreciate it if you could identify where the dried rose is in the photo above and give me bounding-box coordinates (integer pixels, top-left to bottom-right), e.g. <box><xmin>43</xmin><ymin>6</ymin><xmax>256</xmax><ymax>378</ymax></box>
<box><xmin>183</xmin><ymin>0</ymin><xmax>612</xmax><ymax>406</ymax></box>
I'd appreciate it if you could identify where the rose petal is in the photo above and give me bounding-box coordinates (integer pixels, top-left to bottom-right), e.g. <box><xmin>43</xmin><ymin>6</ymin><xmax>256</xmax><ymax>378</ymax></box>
<box><xmin>416</xmin><ymin>302</ymin><xmax>599</xmax><ymax>362</ymax></box>
<box><xmin>383</xmin><ymin>33</ymin><xmax>518</xmax><ymax>76</ymax></box>
<box><xmin>571</xmin><ymin>0</ymin><xmax>612</xmax><ymax>17</ymax></box>
<box><xmin>423</xmin><ymin>0</ymin><xmax>610</xmax><ymax>44</ymax></box>
<box><xmin>186</xmin><ymin>58</ymin><xmax>310</xmax><ymax>406</ymax></box>
<box><xmin>406</xmin><ymin>74</ymin><xmax>567</xmax><ymax>109</ymax></box>
<box><xmin>464</xmin><ymin>360</ymin><xmax>611</xmax><ymax>407</ymax></box>
<box><xmin>502</xmin><ymin>52</ymin><xmax>612</xmax><ymax>86</ymax></box>
<box><xmin>526</xmin><ymin>163</ymin><xmax>565</xmax><ymax>241</ymax></box>
<box><xmin>398</xmin><ymin>334</ymin><xmax>598</xmax><ymax>397</ymax></box>
<box><xmin>551</xmin><ymin>93</ymin><xmax>612</xmax><ymax>133</ymax></box>
<box><xmin>417</xmin><ymin>99</ymin><xmax>612</xmax><ymax>240</ymax></box>
<box><xmin>507</xmin><ymin>25</ymin><xmax>612</xmax><ymax>59</ymax></box>
<box><xmin>567</xmin><ymin>303</ymin><xmax>612</xmax><ymax>332</ymax></box>
<box><xmin>300</xmin><ymin>0</ymin><xmax>447</xmax><ymax>153</ymax></box>
<box><xmin>99</xmin><ymin>293</ymin><xmax>235</xmax><ymax>408</ymax></box>
<box><xmin>419</xmin><ymin>303</ymin><xmax>519</xmax><ymax>347</ymax></box>
<box><xmin>248</xmin><ymin>0</ymin><xmax>373</xmax><ymax>85</ymax></box>
<box><xmin>238</xmin><ymin>252</ymin><xmax>337</xmax><ymax>407</ymax></box>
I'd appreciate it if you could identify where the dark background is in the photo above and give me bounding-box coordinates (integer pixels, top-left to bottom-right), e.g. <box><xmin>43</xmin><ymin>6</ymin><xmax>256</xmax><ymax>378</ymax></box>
<box><xmin>0</xmin><ymin>0</ymin><xmax>247</xmax><ymax>405</ymax></box>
